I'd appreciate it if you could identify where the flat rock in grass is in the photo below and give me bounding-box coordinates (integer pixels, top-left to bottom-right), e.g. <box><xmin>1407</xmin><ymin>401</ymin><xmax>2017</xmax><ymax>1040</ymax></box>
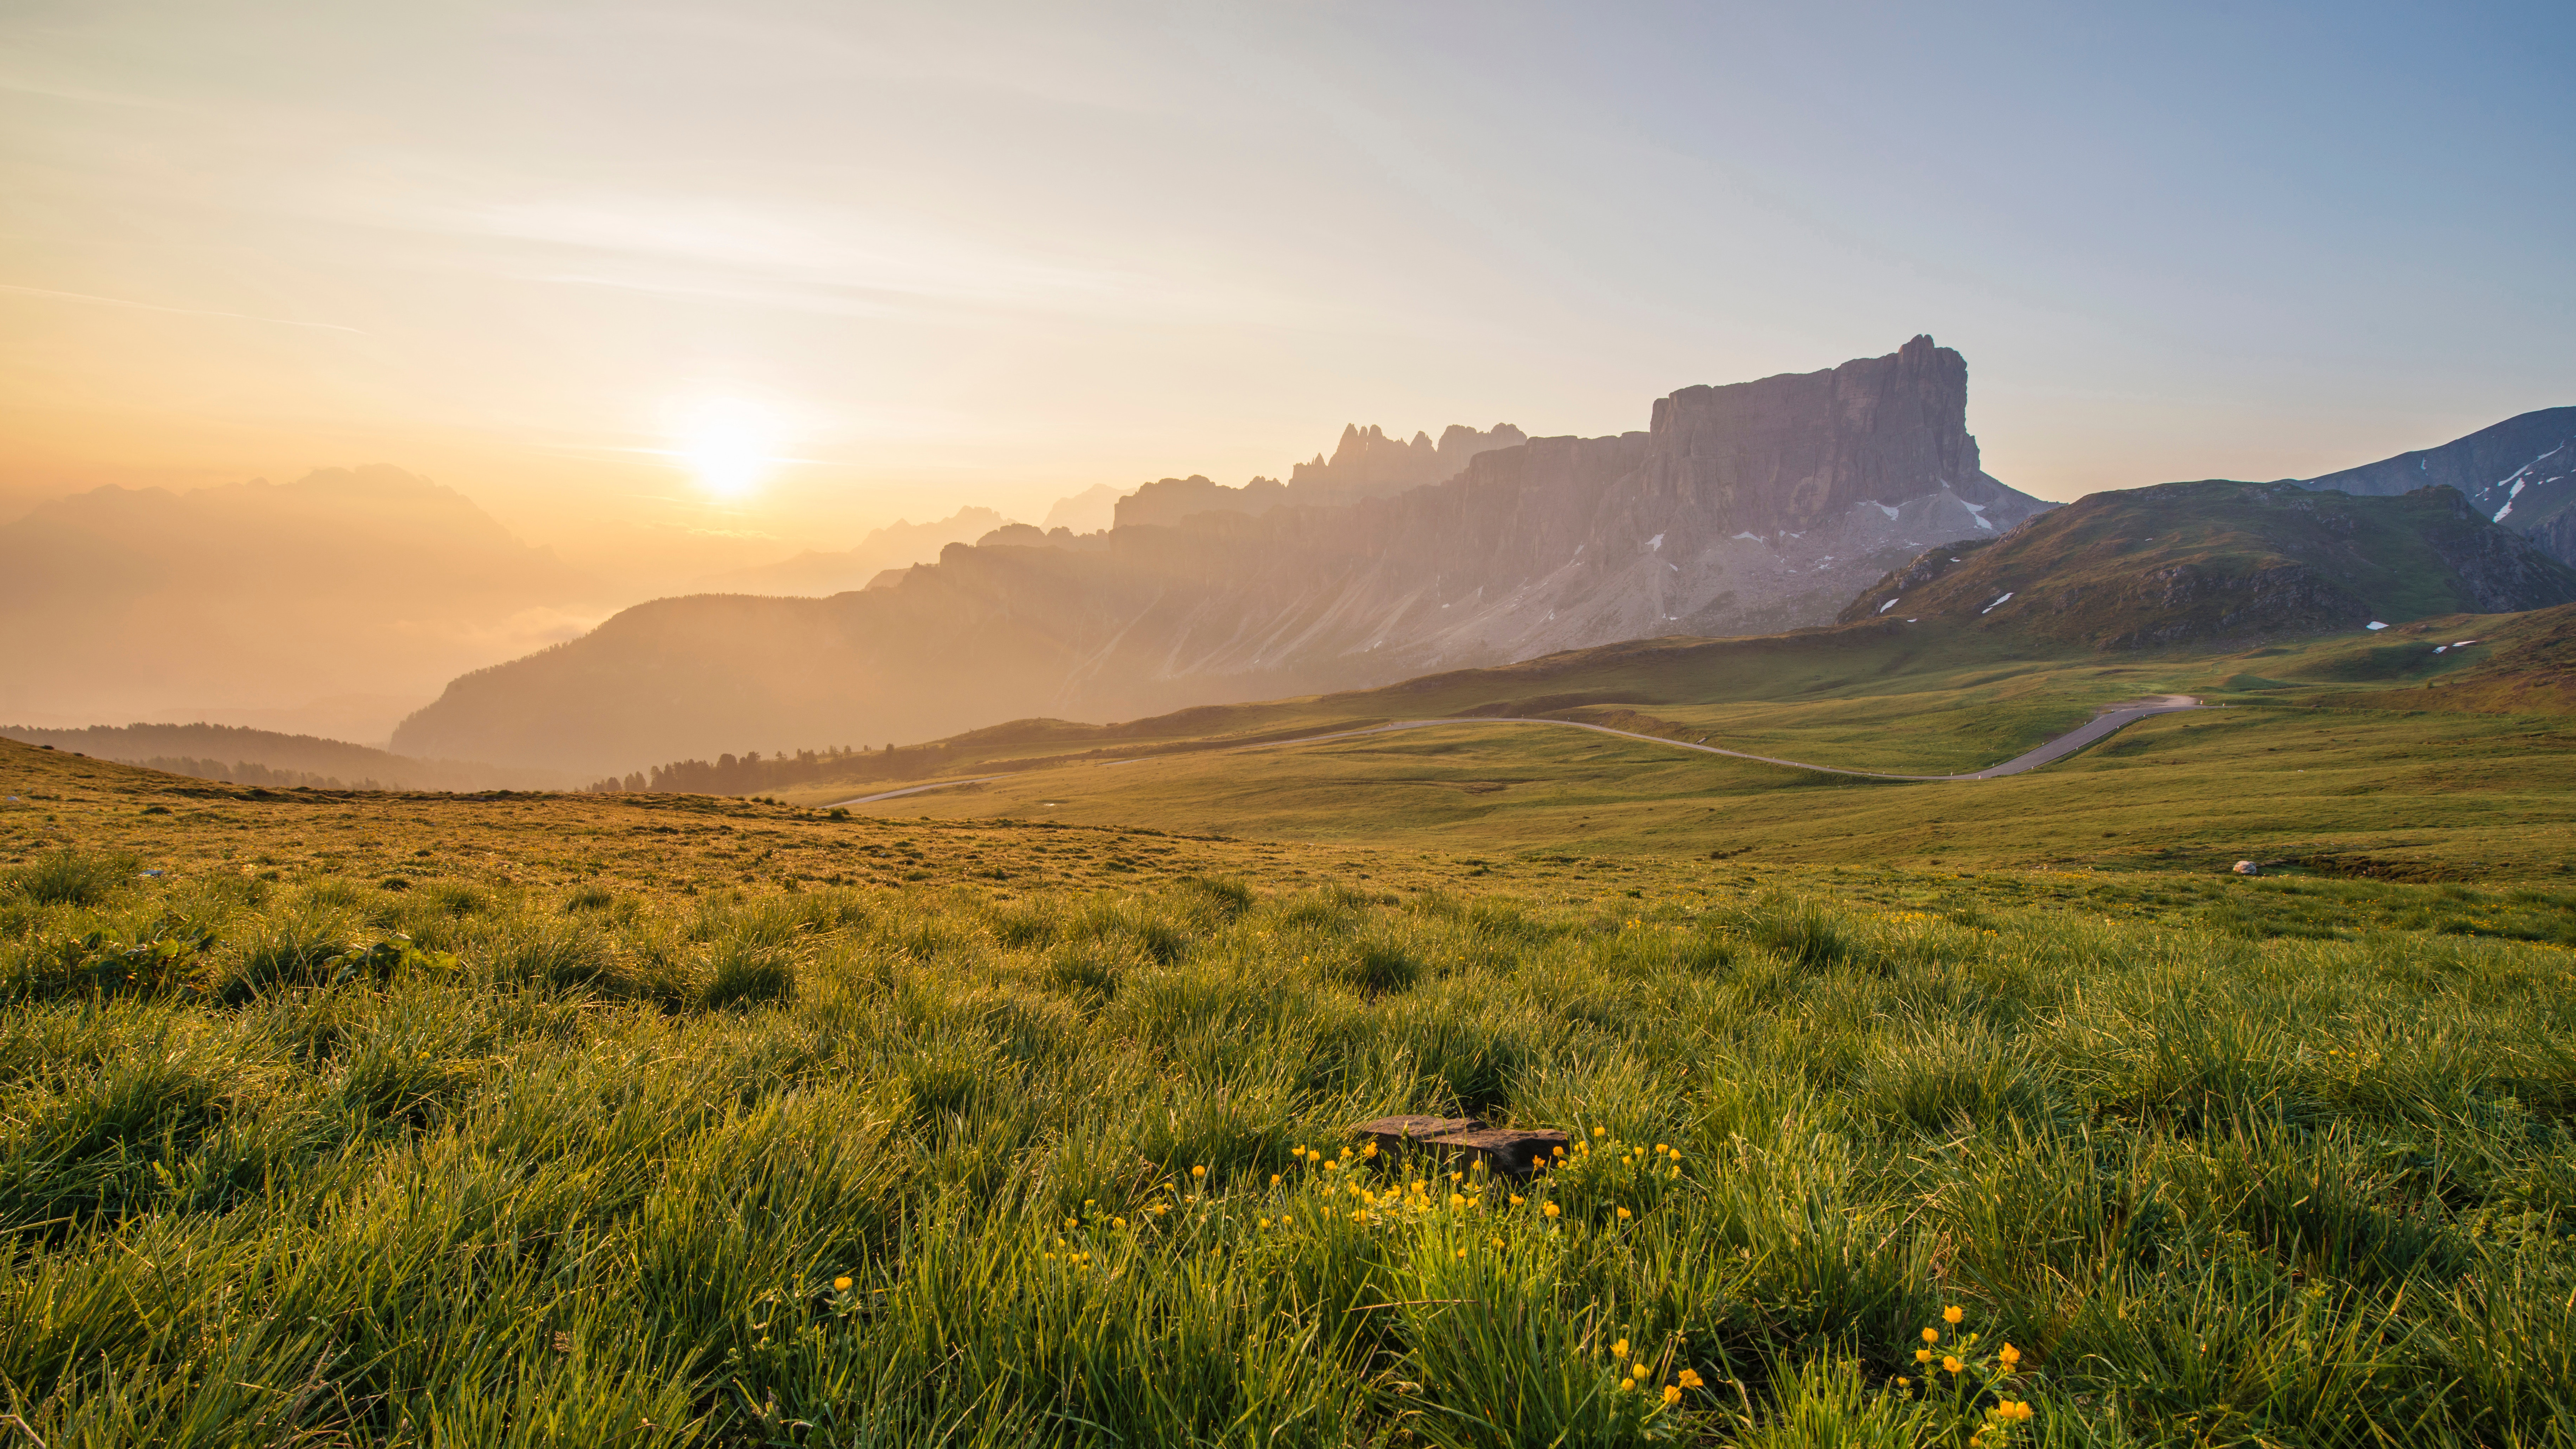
<box><xmin>1350</xmin><ymin>1116</ymin><xmax>1569</xmax><ymax>1178</ymax></box>
<box><xmin>1429</xmin><ymin>1128</ymin><xmax>1570</xmax><ymax>1177</ymax></box>
<box><xmin>1354</xmin><ymin>1115</ymin><xmax>1482</xmax><ymax>1149</ymax></box>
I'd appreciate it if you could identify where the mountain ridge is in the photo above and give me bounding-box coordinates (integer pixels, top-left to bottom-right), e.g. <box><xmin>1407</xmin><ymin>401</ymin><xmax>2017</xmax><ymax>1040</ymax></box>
<box><xmin>2286</xmin><ymin>406</ymin><xmax>2576</xmax><ymax>567</ymax></box>
<box><xmin>391</xmin><ymin>337</ymin><xmax>2050</xmax><ymax>772</ymax></box>
<box><xmin>1837</xmin><ymin>479</ymin><xmax>2576</xmax><ymax>647</ymax></box>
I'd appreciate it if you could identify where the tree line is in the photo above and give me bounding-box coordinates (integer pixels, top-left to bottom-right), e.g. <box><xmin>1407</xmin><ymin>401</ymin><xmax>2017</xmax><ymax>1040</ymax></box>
<box><xmin>579</xmin><ymin>742</ymin><xmax>952</xmax><ymax>797</ymax></box>
<box><xmin>122</xmin><ymin>756</ymin><xmax>382</xmax><ymax>790</ymax></box>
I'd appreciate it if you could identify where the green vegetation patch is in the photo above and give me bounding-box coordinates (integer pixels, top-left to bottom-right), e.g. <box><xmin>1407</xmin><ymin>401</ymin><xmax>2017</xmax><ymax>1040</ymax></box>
<box><xmin>5</xmin><ymin>737</ymin><xmax>2576</xmax><ymax>1444</ymax></box>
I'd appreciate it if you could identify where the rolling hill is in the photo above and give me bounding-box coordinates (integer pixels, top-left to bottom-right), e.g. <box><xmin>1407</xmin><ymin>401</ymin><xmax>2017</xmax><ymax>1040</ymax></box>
<box><xmin>2289</xmin><ymin>405</ymin><xmax>2576</xmax><ymax>565</ymax></box>
<box><xmin>1835</xmin><ymin>479</ymin><xmax>2576</xmax><ymax>646</ymax></box>
<box><xmin>0</xmin><ymin>721</ymin><xmax>569</xmax><ymax>792</ymax></box>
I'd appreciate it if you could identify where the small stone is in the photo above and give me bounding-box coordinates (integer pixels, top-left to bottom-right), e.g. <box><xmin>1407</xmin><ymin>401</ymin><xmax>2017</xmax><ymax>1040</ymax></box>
<box><xmin>2233</xmin><ymin>860</ymin><xmax>2260</xmax><ymax>875</ymax></box>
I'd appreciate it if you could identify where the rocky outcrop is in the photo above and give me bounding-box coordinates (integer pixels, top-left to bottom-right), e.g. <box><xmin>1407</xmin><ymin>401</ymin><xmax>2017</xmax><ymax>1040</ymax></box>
<box><xmin>395</xmin><ymin>338</ymin><xmax>2053</xmax><ymax>771</ymax></box>
<box><xmin>1115</xmin><ymin>421</ymin><xmax>1532</xmax><ymax>530</ymax></box>
<box><xmin>1114</xmin><ymin>475</ymin><xmax>1289</xmax><ymax>530</ymax></box>
<box><xmin>1288</xmin><ymin>422</ymin><xmax>1526</xmax><ymax>501</ymax></box>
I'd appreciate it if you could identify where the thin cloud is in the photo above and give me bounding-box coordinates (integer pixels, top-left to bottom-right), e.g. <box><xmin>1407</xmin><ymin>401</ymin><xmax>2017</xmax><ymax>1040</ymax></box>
<box><xmin>0</xmin><ymin>284</ymin><xmax>363</xmax><ymax>333</ymax></box>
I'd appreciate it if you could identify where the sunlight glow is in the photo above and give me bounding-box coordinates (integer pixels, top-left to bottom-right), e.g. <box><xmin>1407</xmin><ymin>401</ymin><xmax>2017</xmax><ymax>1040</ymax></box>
<box><xmin>675</xmin><ymin>397</ymin><xmax>785</xmax><ymax>500</ymax></box>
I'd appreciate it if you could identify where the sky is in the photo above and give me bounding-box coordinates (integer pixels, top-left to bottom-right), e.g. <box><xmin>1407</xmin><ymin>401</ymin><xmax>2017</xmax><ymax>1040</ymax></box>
<box><xmin>2</xmin><ymin>0</ymin><xmax>2570</xmax><ymax>565</ymax></box>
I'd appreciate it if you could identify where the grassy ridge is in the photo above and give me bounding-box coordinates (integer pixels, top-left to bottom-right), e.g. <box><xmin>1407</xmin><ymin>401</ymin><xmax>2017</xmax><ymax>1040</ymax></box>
<box><xmin>756</xmin><ymin>607</ymin><xmax>2566</xmax><ymax>808</ymax></box>
<box><xmin>5</xmin><ymin>745</ymin><xmax>2576</xmax><ymax>1444</ymax></box>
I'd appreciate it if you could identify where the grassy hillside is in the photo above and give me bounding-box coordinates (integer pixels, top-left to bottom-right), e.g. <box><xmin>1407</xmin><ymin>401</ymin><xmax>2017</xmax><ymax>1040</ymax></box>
<box><xmin>2315</xmin><ymin>602</ymin><xmax>2576</xmax><ymax>714</ymax></box>
<box><xmin>683</xmin><ymin>598</ymin><xmax>2570</xmax><ymax>884</ymax></box>
<box><xmin>1837</xmin><ymin>481</ymin><xmax>2576</xmax><ymax>647</ymax></box>
<box><xmin>0</xmin><ymin>720</ymin><xmax>571</xmax><ymax>793</ymax></box>
<box><xmin>4</xmin><ymin>742</ymin><xmax>2574</xmax><ymax>1445</ymax></box>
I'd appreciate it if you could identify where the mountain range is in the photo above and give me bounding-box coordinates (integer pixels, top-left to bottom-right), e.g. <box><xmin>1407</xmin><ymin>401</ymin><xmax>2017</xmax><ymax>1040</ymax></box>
<box><xmin>0</xmin><ymin>466</ymin><xmax>599</xmax><ymax>741</ymax></box>
<box><xmin>696</xmin><ymin>506</ymin><xmax>1016</xmax><ymax>596</ymax></box>
<box><xmin>385</xmin><ymin>337</ymin><xmax>2064</xmax><ymax>772</ymax></box>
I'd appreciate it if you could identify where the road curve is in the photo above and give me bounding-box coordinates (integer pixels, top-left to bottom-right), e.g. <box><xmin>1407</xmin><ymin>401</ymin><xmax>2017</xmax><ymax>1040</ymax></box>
<box><xmin>826</xmin><ymin>695</ymin><xmax>2204</xmax><ymax>807</ymax></box>
<box><xmin>1228</xmin><ymin>694</ymin><xmax>2204</xmax><ymax>781</ymax></box>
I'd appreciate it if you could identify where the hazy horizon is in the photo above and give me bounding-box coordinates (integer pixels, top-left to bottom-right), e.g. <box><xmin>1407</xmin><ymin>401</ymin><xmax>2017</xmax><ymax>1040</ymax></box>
<box><xmin>8</xmin><ymin>2</ymin><xmax>2571</xmax><ymax>553</ymax></box>
<box><xmin>6</xmin><ymin>1</ymin><xmax>2572</xmax><ymax>750</ymax></box>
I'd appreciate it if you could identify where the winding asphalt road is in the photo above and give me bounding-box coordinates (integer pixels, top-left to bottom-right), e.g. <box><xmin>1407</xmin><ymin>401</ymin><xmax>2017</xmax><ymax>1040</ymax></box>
<box><xmin>826</xmin><ymin>695</ymin><xmax>2205</xmax><ymax>807</ymax></box>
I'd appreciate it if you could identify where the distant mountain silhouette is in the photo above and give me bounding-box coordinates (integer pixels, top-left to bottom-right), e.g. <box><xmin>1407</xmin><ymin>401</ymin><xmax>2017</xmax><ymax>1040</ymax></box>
<box><xmin>1041</xmin><ymin>483</ymin><xmax>1124</xmax><ymax>534</ymax></box>
<box><xmin>698</xmin><ymin>507</ymin><xmax>1014</xmax><ymax>596</ymax></box>
<box><xmin>393</xmin><ymin>338</ymin><xmax>2057</xmax><ymax>772</ymax></box>
<box><xmin>0</xmin><ymin>466</ymin><xmax>598</xmax><ymax>741</ymax></box>
<box><xmin>1113</xmin><ymin>423</ymin><xmax>1526</xmax><ymax>531</ymax></box>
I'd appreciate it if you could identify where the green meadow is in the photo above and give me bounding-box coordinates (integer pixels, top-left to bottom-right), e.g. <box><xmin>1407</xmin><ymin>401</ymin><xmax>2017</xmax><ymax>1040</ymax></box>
<box><xmin>742</xmin><ymin>611</ymin><xmax>2567</xmax><ymax>887</ymax></box>
<box><xmin>5</xmin><ymin>737</ymin><xmax>2576</xmax><ymax>1446</ymax></box>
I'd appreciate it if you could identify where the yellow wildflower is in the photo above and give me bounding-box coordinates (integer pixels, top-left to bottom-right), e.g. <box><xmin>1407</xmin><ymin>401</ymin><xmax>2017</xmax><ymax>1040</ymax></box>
<box><xmin>1270</xmin><ymin>1174</ymin><xmax>1282</xmax><ymax>1186</ymax></box>
<box><xmin>1915</xmin><ymin>1349</ymin><xmax>1932</xmax><ymax>1364</ymax></box>
<box><xmin>1192</xmin><ymin>1165</ymin><xmax>1207</xmax><ymax>1179</ymax></box>
<box><xmin>1112</xmin><ymin>1217</ymin><xmax>1127</xmax><ymax>1228</ymax></box>
<box><xmin>1449</xmin><ymin>1193</ymin><xmax>1467</xmax><ymax>1209</ymax></box>
<box><xmin>1630</xmin><ymin>1363</ymin><xmax>1650</xmax><ymax>1381</ymax></box>
<box><xmin>1616</xmin><ymin>1206</ymin><xmax>1632</xmax><ymax>1220</ymax></box>
<box><xmin>1509</xmin><ymin>1194</ymin><xmax>1525</xmax><ymax>1206</ymax></box>
<box><xmin>832</xmin><ymin>1276</ymin><xmax>852</xmax><ymax>1291</ymax></box>
<box><xmin>1593</xmin><ymin>1126</ymin><xmax>1607</xmax><ymax>1137</ymax></box>
<box><xmin>1363</xmin><ymin>1142</ymin><xmax>1379</xmax><ymax>1158</ymax></box>
<box><xmin>1662</xmin><ymin>1384</ymin><xmax>1681</xmax><ymax>1406</ymax></box>
<box><xmin>1998</xmin><ymin>1343</ymin><xmax>2021</xmax><ymax>1368</ymax></box>
<box><xmin>1923</xmin><ymin>1328</ymin><xmax>1940</xmax><ymax>1344</ymax></box>
<box><xmin>1542</xmin><ymin>1202</ymin><xmax>1560</xmax><ymax>1218</ymax></box>
<box><xmin>1612</xmin><ymin>1338</ymin><xmax>1629</xmax><ymax>1357</ymax></box>
<box><xmin>1944</xmin><ymin>1305</ymin><xmax>1964</xmax><ymax>1325</ymax></box>
<box><xmin>1677</xmin><ymin>1369</ymin><xmax>1703</xmax><ymax>1389</ymax></box>
<box><xmin>1617</xmin><ymin>1379</ymin><xmax>1634</xmax><ymax>1393</ymax></box>
<box><xmin>1943</xmin><ymin>1356</ymin><xmax>1962</xmax><ymax>1374</ymax></box>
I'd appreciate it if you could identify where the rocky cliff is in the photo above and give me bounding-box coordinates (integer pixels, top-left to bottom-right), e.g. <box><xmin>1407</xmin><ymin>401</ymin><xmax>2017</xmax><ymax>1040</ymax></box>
<box><xmin>394</xmin><ymin>338</ymin><xmax>2051</xmax><ymax>771</ymax></box>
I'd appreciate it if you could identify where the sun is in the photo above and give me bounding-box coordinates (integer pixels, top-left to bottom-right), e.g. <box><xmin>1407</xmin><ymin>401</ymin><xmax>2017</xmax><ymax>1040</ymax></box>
<box><xmin>675</xmin><ymin>397</ymin><xmax>783</xmax><ymax>500</ymax></box>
